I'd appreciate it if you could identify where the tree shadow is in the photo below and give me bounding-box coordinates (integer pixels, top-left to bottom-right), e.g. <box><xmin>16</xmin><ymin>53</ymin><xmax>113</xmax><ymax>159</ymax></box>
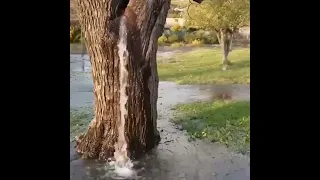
<box><xmin>230</xmin><ymin>58</ymin><xmax>250</xmax><ymax>70</ymax></box>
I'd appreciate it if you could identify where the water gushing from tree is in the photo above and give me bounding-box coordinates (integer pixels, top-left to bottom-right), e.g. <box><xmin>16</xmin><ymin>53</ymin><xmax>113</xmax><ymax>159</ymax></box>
<box><xmin>108</xmin><ymin>16</ymin><xmax>136</xmax><ymax>179</ymax></box>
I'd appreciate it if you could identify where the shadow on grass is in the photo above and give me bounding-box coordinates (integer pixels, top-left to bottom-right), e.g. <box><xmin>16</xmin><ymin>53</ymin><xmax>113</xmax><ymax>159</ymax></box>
<box><xmin>174</xmin><ymin>101</ymin><xmax>250</xmax><ymax>153</ymax></box>
<box><xmin>231</xmin><ymin>59</ymin><xmax>250</xmax><ymax>69</ymax></box>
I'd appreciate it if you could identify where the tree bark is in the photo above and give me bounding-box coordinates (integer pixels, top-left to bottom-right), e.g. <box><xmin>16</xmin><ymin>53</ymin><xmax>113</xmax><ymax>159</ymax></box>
<box><xmin>74</xmin><ymin>0</ymin><xmax>170</xmax><ymax>160</ymax></box>
<box><xmin>216</xmin><ymin>28</ymin><xmax>233</xmax><ymax>70</ymax></box>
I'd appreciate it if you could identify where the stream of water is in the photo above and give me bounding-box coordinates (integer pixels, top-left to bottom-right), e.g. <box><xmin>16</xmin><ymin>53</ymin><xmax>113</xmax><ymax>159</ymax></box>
<box><xmin>113</xmin><ymin>16</ymin><xmax>135</xmax><ymax>178</ymax></box>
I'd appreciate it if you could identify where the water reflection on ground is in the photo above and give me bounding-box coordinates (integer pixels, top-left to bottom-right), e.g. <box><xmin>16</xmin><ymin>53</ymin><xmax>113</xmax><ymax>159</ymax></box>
<box><xmin>70</xmin><ymin>53</ymin><xmax>250</xmax><ymax>180</ymax></box>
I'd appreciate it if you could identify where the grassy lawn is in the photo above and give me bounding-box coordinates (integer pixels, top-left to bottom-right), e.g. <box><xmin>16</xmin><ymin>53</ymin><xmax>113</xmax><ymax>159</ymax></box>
<box><xmin>171</xmin><ymin>0</ymin><xmax>189</xmax><ymax>6</ymax></box>
<box><xmin>158</xmin><ymin>48</ymin><xmax>250</xmax><ymax>84</ymax></box>
<box><xmin>173</xmin><ymin>100</ymin><xmax>250</xmax><ymax>153</ymax></box>
<box><xmin>70</xmin><ymin>43</ymin><xmax>87</xmax><ymax>54</ymax></box>
<box><xmin>70</xmin><ymin>107</ymin><xmax>93</xmax><ymax>142</ymax></box>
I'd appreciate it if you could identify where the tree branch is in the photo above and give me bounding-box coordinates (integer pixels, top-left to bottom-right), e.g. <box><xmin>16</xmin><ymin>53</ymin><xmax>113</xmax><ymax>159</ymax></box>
<box><xmin>215</xmin><ymin>28</ymin><xmax>221</xmax><ymax>44</ymax></box>
<box><xmin>141</xmin><ymin>0</ymin><xmax>170</xmax><ymax>71</ymax></box>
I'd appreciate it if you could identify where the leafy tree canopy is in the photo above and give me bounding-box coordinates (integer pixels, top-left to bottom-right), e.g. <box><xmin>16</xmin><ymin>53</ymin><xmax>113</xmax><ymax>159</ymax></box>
<box><xmin>185</xmin><ymin>0</ymin><xmax>250</xmax><ymax>30</ymax></box>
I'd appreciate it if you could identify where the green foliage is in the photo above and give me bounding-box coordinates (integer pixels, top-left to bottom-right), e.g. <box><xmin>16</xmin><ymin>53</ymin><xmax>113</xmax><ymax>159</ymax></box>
<box><xmin>184</xmin><ymin>31</ymin><xmax>218</xmax><ymax>44</ymax></box>
<box><xmin>70</xmin><ymin>25</ymin><xmax>82</xmax><ymax>43</ymax></box>
<box><xmin>158</xmin><ymin>35</ymin><xmax>168</xmax><ymax>45</ymax></box>
<box><xmin>167</xmin><ymin>34</ymin><xmax>180</xmax><ymax>43</ymax></box>
<box><xmin>186</xmin><ymin>26</ymin><xmax>199</xmax><ymax>32</ymax></box>
<box><xmin>184</xmin><ymin>32</ymin><xmax>197</xmax><ymax>43</ymax></box>
<box><xmin>170</xmin><ymin>24</ymin><xmax>183</xmax><ymax>32</ymax></box>
<box><xmin>200</xmin><ymin>31</ymin><xmax>218</xmax><ymax>44</ymax></box>
<box><xmin>190</xmin><ymin>39</ymin><xmax>204</xmax><ymax>46</ymax></box>
<box><xmin>159</xmin><ymin>29</ymin><xmax>219</xmax><ymax>45</ymax></box>
<box><xmin>184</xmin><ymin>0</ymin><xmax>250</xmax><ymax>30</ymax></box>
<box><xmin>171</xmin><ymin>42</ymin><xmax>185</xmax><ymax>47</ymax></box>
<box><xmin>174</xmin><ymin>101</ymin><xmax>250</xmax><ymax>153</ymax></box>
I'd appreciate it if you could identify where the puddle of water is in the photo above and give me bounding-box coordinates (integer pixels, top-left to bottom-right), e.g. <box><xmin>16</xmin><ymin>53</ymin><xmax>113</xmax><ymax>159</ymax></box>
<box><xmin>196</xmin><ymin>84</ymin><xmax>250</xmax><ymax>102</ymax></box>
<box><xmin>70</xmin><ymin>55</ymin><xmax>91</xmax><ymax>73</ymax></box>
<box><xmin>70</xmin><ymin>55</ymin><xmax>250</xmax><ymax>180</ymax></box>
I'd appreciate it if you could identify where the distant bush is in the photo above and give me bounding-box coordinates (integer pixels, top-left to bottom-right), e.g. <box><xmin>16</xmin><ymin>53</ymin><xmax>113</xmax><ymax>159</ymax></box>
<box><xmin>170</xmin><ymin>24</ymin><xmax>183</xmax><ymax>32</ymax></box>
<box><xmin>163</xmin><ymin>29</ymin><xmax>172</xmax><ymax>38</ymax></box>
<box><xmin>191</xmin><ymin>39</ymin><xmax>204</xmax><ymax>46</ymax></box>
<box><xmin>158</xmin><ymin>35</ymin><xmax>168</xmax><ymax>45</ymax></box>
<box><xmin>186</xmin><ymin>26</ymin><xmax>199</xmax><ymax>32</ymax></box>
<box><xmin>196</xmin><ymin>30</ymin><xmax>218</xmax><ymax>44</ymax></box>
<box><xmin>167</xmin><ymin>34</ymin><xmax>180</xmax><ymax>43</ymax></box>
<box><xmin>184</xmin><ymin>32</ymin><xmax>197</xmax><ymax>44</ymax></box>
<box><xmin>171</xmin><ymin>42</ymin><xmax>185</xmax><ymax>47</ymax></box>
<box><xmin>184</xmin><ymin>30</ymin><xmax>218</xmax><ymax>44</ymax></box>
<box><xmin>70</xmin><ymin>26</ymin><xmax>82</xmax><ymax>43</ymax></box>
<box><xmin>158</xmin><ymin>28</ymin><xmax>219</xmax><ymax>46</ymax></box>
<box><xmin>204</xmin><ymin>31</ymin><xmax>218</xmax><ymax>44</ymax></box>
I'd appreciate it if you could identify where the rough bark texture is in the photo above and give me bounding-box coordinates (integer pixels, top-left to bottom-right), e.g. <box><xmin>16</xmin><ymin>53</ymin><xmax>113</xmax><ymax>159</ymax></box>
<box><xmin>216</xmin><ymin>28</ymin><xmax>233</xmax><ymax>69</ymax></box>
<box><xmin>74</xmin><ymin>0</ymin><xmax>170</xmax><ymax>160</ymax></box>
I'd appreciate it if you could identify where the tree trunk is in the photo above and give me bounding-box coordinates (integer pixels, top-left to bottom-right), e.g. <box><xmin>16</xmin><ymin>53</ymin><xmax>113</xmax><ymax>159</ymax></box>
<box><xmin>217</xmin><ymin>28</ymin><xmax>233</xmax><ymax>70</ymax></box>
<box><xmin>74</xmin><ymin>0</ymin><xmax>170</xmax><ymax>160</ymax></box>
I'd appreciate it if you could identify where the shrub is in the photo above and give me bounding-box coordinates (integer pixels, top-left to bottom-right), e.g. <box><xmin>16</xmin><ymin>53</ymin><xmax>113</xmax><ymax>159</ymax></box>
<box><xmin>167</xmin><ymin>34</ymin><xmax>179</xmax><ymax>43</ymax></box>
<box><xmin>184</xmin><ymin>30</ymin><xmax>219</xmax><ymax>44</ymax></box>
<box><xmin>170</xmin><ymin>24</ymin><xmax>183</xmax><ymax>32</ymax></box>
<box><xmin>184</xmin><ymin>32</ymin><xmax>197</xmax><ymax>44</ymax></box>
<box><xmin>186</xmin><ymin>26</ymin><xmax>199</xmax><ymax>32</ymax></box>
<box><xmin>70</xmin><ymin>25</ymin><xmax>82</xmax><ymax>43</ymax></box>
<box><xmin>194</xmin><ymin>30</ymin><xmax>206</xmax><ymax>42</ymax></box>
<box><xmin>171</xmin><ymin>42</ymin><xmax>185</xmax><ymax>47</ymax></box>
<box><xmin>158</xmin><ymin>35</ymin><xmax>168</xmax><ymax>45</ymax></box>
<box><xmin>163</xmin><ymin>29</ymin><xmax>171</xmax><ymax>38</ymax></box>
<box><xmin>204</xmin><ymin>31</ymin><xmax>218</xmax><ymax>44</ymax></box>
<box><xmin>191</xmin><ymin>39</ymin><xmax>204</xmax><ymax>46</ymax></box>
<box><xmin>196</xmin><ymin>30</ymin><xmax>218</xmax><ymax>44</ymax></box>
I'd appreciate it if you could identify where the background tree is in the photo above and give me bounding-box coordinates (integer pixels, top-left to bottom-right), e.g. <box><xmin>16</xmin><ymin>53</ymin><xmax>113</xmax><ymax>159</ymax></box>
<box><xmin>185</xmin><ymin>0</ymin><xmax>250</xmax><ymax>69</ymax></box>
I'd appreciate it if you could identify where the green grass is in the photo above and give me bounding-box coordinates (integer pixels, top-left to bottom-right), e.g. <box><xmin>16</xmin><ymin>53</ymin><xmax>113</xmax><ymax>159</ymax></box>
<box><xmin>171</xmin><ymin>0</ymin><xmax>189</xmax><ymax>6</ymax></box>
<box><xmin>70</xmin><ymin>43</ymin><xmax>87</xmax><ymax>54</ymax></box>
<box><xmin>70</xmin><ymin>107</ymin><xmax>93</xmax><ymax>142</ymax></box>
<box><xmin>158</xmin><ymin>48</ymin><xmax>250</xmax><ymax>84</ymax></box>
<box><xmin>173</xmin><ymin>100</ymin><xmax>250</xmax><ymax>153</ymax></box>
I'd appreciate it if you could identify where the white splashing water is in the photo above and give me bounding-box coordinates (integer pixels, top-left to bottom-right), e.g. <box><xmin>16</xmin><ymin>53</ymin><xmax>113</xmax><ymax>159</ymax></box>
<box><xmin>106</xmin><ymin>16</ymin><xmax>136</xmax><ymax>179</ymax></box>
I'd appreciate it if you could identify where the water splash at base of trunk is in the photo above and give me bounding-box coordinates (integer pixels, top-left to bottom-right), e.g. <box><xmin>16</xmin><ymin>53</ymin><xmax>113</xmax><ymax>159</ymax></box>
<box><xmin>110</xmin><ymin>15</ymin><xmax>136</xmax><ymax>179</ymax></box>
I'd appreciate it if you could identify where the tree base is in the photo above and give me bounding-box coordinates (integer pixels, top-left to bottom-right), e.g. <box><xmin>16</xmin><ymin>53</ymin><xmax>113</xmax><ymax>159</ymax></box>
<box><xmin>222</xmin><ymin>60</ymin><xmax>232</xmax><ymax>70</ymax></box>
<box><xmin>223</xmin><ymin>60</ymin><xmax>232</xmax><ymax>66</ymax></box>
<box><xmin>75</xmin><ymin>119</ymin><xmax>161</xmax><ymax>160</ymax></box>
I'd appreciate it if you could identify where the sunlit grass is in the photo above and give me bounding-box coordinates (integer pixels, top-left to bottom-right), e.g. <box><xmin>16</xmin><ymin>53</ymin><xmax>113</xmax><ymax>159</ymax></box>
<box><xmin>158</xmin><ymin>48</ymin><xmax>250</xmax><ymax>84</ymax></box>
<box><xmin>174</xmin><ymin>100</ymin><xmax>250</xmax><ymax>153</ymax></box>
<box><xmin>70</xmin><ymin>107</ymin><xmax>93</xmax><ymax>142</ymax></box>
<box><xmin>171</xmin><ymin>0</ymin><xmax>189</xmax><ymax>6</ymax></box>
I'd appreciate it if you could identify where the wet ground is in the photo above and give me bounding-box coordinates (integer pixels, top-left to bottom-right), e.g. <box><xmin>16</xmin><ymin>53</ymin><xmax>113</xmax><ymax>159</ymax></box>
<box><xmin>70</xmin><ymin>49</ymin><xmax>250</xmax><ymax>180</ymax></box>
